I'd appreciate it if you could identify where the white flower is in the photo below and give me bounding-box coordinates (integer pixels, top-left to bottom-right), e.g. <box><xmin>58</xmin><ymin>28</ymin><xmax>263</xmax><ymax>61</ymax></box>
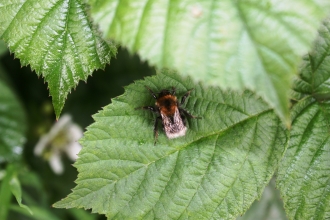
<box><xmin>34</xmin><ymin>114</ymin><xmax>83</xmax><ymax>175</ymax></box>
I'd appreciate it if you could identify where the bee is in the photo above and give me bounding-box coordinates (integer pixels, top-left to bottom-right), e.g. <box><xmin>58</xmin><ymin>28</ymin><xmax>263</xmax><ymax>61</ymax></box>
<box><xmin>136</xmin><ymin>86</ymin><xmax>200</xmax><ymax>144</ymax></box>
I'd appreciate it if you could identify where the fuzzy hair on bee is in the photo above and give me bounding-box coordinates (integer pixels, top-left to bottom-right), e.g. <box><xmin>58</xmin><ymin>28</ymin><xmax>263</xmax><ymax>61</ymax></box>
<box><xmin>135</xmin><ymin>86</ymin><xmax>200</xmax><ymax>145</ymax></box>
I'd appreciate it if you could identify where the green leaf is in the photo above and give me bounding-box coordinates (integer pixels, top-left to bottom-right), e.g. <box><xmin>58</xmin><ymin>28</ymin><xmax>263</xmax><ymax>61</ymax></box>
<box><xmin>0</xmin><ymin>165</ymin><xmax>32</xmax><ymax>218</ymax></box>
<box><xmin>87</xmin><ymin>0</ymin><xmax>330</xmax><ymax>126</ymax></box>
<box><xmin>54</xmin><ymin>70</ymin><xmax>287</xmax><ymax>219</ymax></box>
<box><xmin>277</xmin><ymin>18</ymin><xmax>330</xmax><ymax>220</ymax></box>
<box><xmin>9</xmin><ymin>176</ymin><xmax>33</xmax><ymax>215</ymax></box>
<box><xmin>0</xmin><ymin>70</ymin><xmax>26</xmax><ymax>163</ymax></box>
<box><xmin>0</xmin><ymin>165</ymin><xmax>15</xmax><ymax>220</ymax></box>
<box><xmin>0</xmin><ymin>0</ymin><xmax>117</xmax><ymax>118</ymax></box>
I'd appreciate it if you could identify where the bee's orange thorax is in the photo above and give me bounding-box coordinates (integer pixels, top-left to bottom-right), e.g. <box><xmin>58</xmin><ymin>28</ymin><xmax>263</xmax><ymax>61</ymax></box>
<box><xmin>156</xmin><ymin>95</ymin><xmax>177</xmax><ymax>116</ymax></box>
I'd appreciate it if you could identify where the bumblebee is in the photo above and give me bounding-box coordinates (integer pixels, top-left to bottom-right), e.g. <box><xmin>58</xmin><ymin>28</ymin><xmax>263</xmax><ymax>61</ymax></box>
<box><xmin>136</xmin><ymin>86</ymin><xmax>200</xmax><ymax>144</ymax></box>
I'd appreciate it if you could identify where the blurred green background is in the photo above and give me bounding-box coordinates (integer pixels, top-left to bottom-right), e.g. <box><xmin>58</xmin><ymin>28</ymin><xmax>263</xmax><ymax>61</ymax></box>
<box><xmin>0</xmin><ymin>41</ymin><xmax>287</xmax><ymax>219</ymax></box>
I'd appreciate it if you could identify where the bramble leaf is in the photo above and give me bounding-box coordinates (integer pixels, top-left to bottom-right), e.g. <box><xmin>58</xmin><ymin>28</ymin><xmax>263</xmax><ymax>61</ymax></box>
<box><xmin>87</xmin><ymin>0</ymin><xmax>330</xmax><ymax>126</ymax></box>
<box><xmin>54</xmin><ymin>70</ymin><xmax>287</xmax><ymax>219</ymax></box>
<box><xmin>277</xmin><ymin>18</ymin><xmax>330</xmax><ymax>220</ymax></box>
<box><xmin>0</xmin><ymin>0</ymin><xmax>117</xmax><ymax>118</ymax></box>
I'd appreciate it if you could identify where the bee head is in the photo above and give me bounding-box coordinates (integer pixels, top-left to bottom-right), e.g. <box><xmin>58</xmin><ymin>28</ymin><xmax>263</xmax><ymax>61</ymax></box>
<box><xmin>158</xmin><ymin>89</ymin><xmax>172</xmax><ymax>98</ymax></box>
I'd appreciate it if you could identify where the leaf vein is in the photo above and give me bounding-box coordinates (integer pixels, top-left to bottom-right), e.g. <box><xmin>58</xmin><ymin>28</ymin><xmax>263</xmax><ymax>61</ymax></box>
<box><xmin>293</xmin><ymin>134</ymin><xmax>330</xmax><ymax>219</ymax></box>
<box><xmin>210</xmin><ymin>119</ymin><xmax>258</xmax><ymax>218</ymax></box>
<box><xmin>177</xmin><ymin>135</ymin><xmax>218</xmax><ymax>219</ymax></box>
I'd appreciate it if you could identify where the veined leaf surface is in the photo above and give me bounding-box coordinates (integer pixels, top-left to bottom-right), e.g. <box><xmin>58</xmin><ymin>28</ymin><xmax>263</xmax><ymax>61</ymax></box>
<box><xmin>54</xmin><ymin>71</ymin><xmax>287</xmax><ymax>219</ymax></box>
<box><xmin>277</xmin><ymin>17</ymin><xmax>330</xmax><ymax>220</ymax></box>
<box><xmin>0</xmin><ymin>0</ymin><xmax>117</xmax><ymax>117</ymax></box>
<box><xmin>87</xmin><ymin>0</ymin><xmax>330</xmax><ymax>125</ymax></box>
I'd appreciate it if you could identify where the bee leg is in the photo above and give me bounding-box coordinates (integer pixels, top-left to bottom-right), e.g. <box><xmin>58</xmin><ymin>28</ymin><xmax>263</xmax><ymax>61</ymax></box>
<box><xmin>135</xmin><ymin>106</ymin><xmax>158</xmax><ymax>113</ymax></box>
<box><xmin>180</xmin><ymin>108</ymin><xmax>202</xmax><ymax>119</ymax></box>
<box><xmin>181</xmin><ymin>89</ymin><xmax>195</xmax><ymax>105</ymax></box>
<box><xmin>171</xmin><ymin>87</ymin><xmax>176</xmax><ymax>95</ymax></box>
<box><xmin>180</xmin><ymin>113</ymin><xmax>187</xmax><ymax>126</ymax></box>
<box><xmin>145</xmin><ymin>86</ymin><xmax>157</xmax><ymax>99</ymax></box>
<box><xmin>154</xmin><ymin>116</ymin><xmax>161</xmax><ymax>145</ymax></box>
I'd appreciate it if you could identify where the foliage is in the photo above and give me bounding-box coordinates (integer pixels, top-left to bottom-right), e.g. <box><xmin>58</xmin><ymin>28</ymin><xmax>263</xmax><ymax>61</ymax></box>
<box><xmin>0</xmin><ymin>0</ymin><xmax>330</xmax><ymax>220</ymax></box>
<box><xmin>87</xmin><ymin>0</ymin><xmax>330</xmax><ymax>125</ymax></box>
<box><xmin>0</xmin><ymin>164</ymin><xmax>31</xmax><ymax>220</ymax></box>
<box><xmin>0</xmin><ymin>0</ymin><xmax>117</xmax><ymax>118</ymax></box>
<box><xmin>277</xmin><ymin>18</ymin><xmax>330</xmax><ymax>220</ymax></box>
<box><xmin>54</xmin><ymin>70</ymin><xmax>287</xmax><ymax>218</ymax></box>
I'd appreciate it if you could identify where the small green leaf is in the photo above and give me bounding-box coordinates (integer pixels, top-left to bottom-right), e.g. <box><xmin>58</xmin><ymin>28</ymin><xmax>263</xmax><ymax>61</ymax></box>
<box><xmin>0</xmin><ymin>164</ymin><xmax>32</xmax><ymax>218</ymax></box>
<box><xmin>9</xmin><ymin>176</ymin><xmax>33</xmax><ymax>215</ymax></box>
<box><xmin>0</xmin><ymin>70</ymin><xmax>26</xmax><ymax>163</ymax></box>
<box><xmin>54</xmin><ymin>70</ymin><xmax>287</xmax><ymax>219</ymax></box>
<box><xmin>277</xmin><ymin>18</ymin><xmax>330</xmax><ymax>220</ymax></box>
<box><xmin>0</xmin><ymin>0</ymin><xmax>117</xmax><ymax>118</ymax></box>
<box><xmin>0</xmin><ymin>165</ymin><xmax>14</xmax><ymax>220</ymax></box>
<box><xmin>87</xmin><ymin>0</ymin><xmax>330</xmax><ymax>126</ymax></box>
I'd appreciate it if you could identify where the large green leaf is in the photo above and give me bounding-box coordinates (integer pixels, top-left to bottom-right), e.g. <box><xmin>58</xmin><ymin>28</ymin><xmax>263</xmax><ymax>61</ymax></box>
<box><xmin>277</xmin><ymin>18</ymin><xmax>330</xmax><ymax>220</ymax></box>
<box><xmin>0</xmin><ymin>70</ymin><xmax>26</xmax><ymax>163</ymax></box>
<box><xmin>54</xmin><ymin>70</ymin><xmax>287</xmax><ymax>219</ymax></box>
<box><xmin>87</xmin><ymin>0</ymin><xmax>330</xmax><ymax>126</ymax></box>
<box><xmin>0</xmin><ymin>0</ymin><xmax>117</xmax><ymax>117</ymax></box>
